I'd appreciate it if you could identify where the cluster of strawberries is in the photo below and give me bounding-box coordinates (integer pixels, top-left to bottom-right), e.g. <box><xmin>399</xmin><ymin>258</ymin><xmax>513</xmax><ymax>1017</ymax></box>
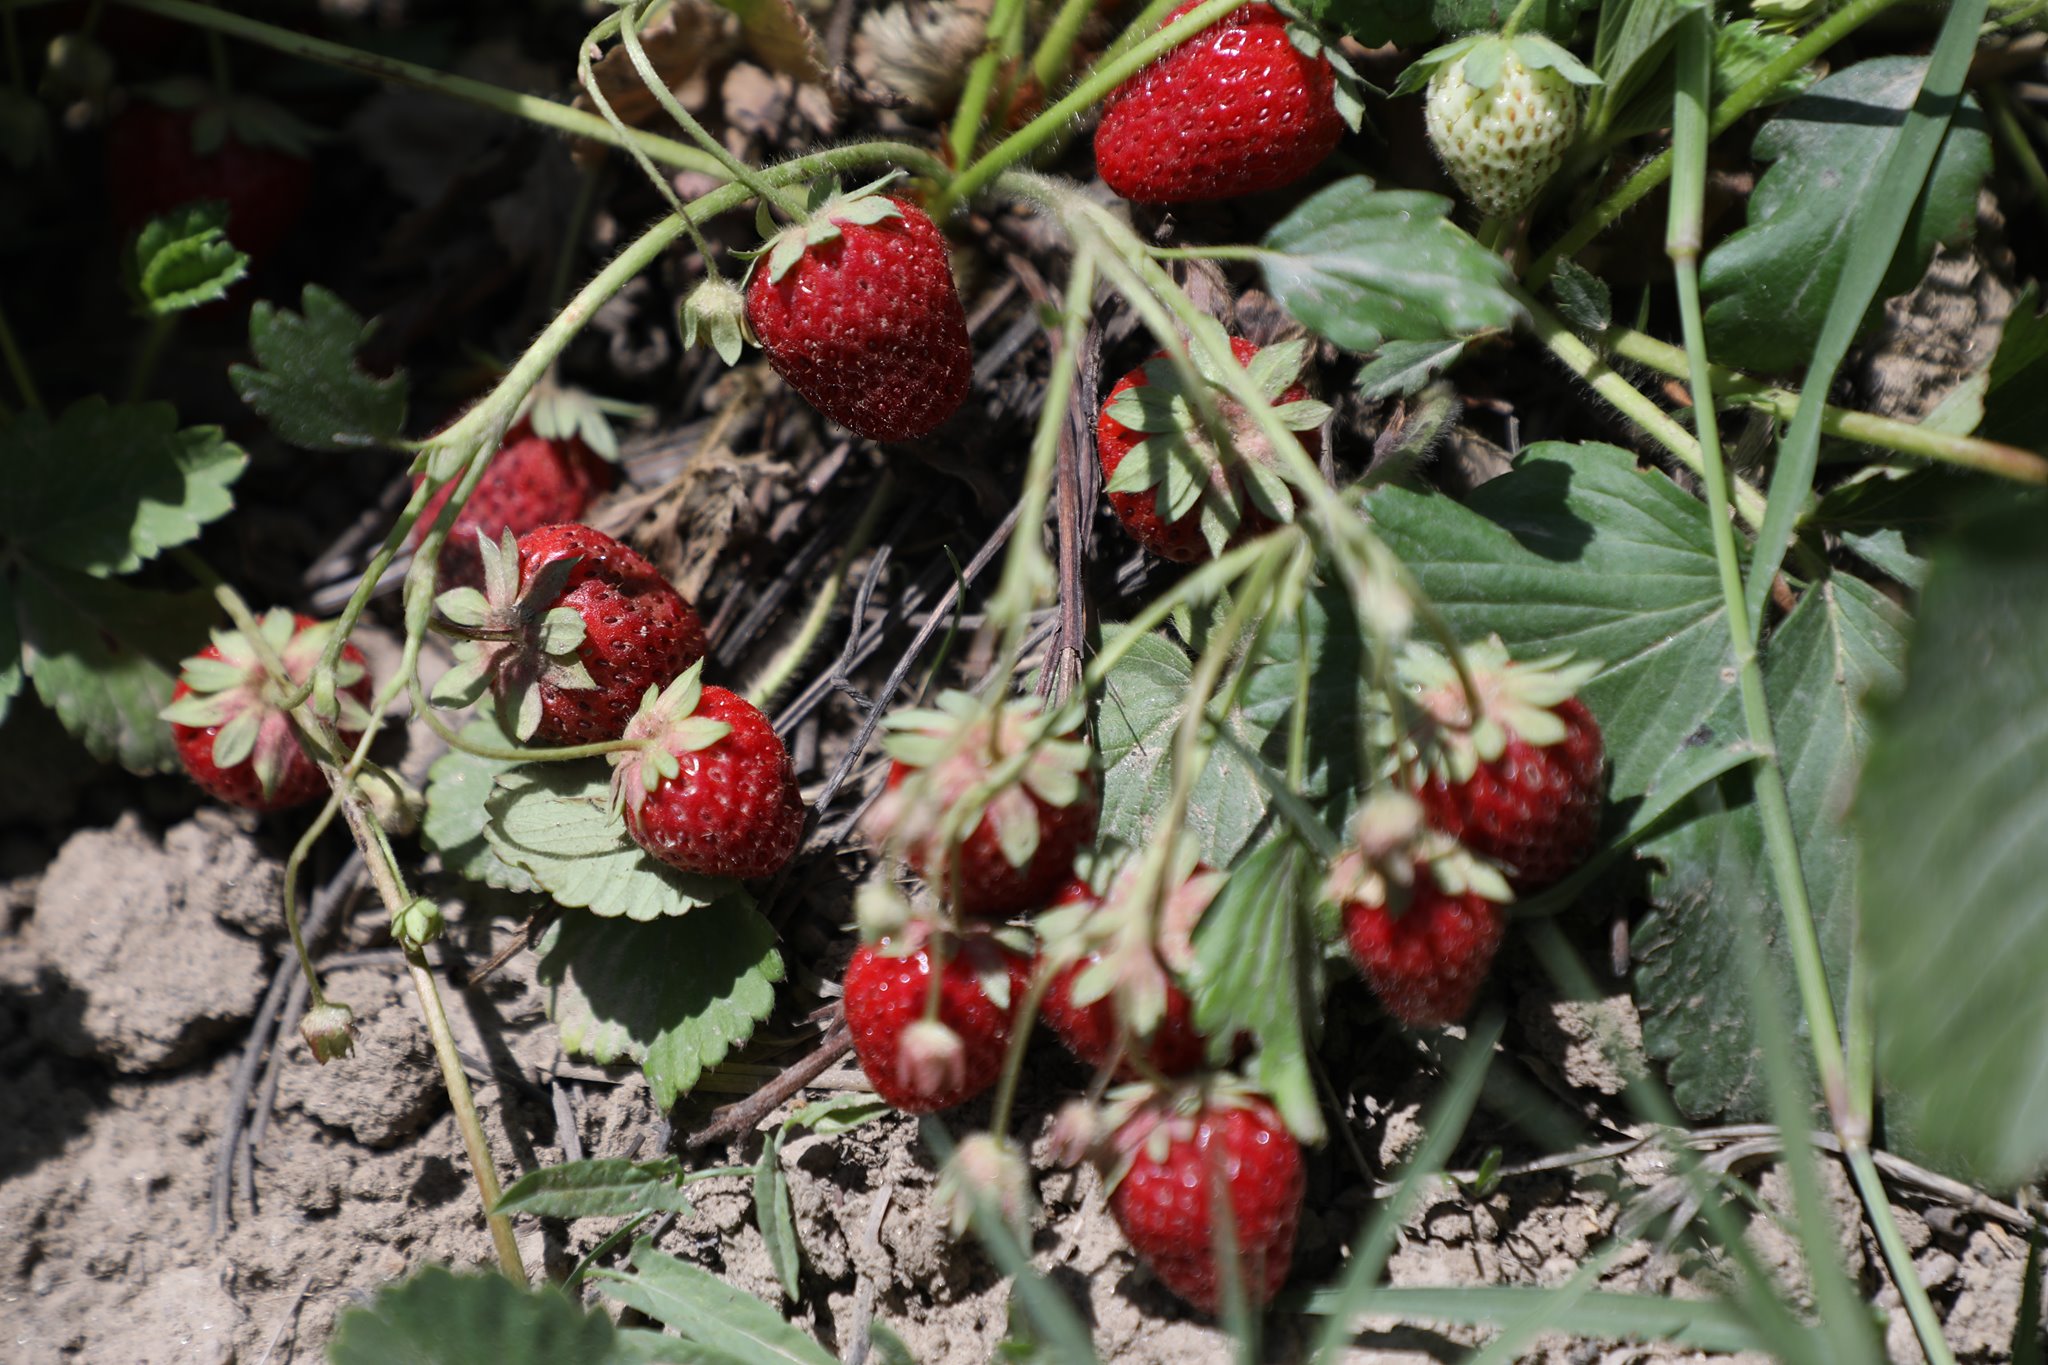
<box><xmin>846</xmin><ymin>634</ymin><xmax>1605</xmax><ymax>1313</ymax></box>
<box><xmin>166</xmin><ymin>424</ymin><xmax>806</xmax><ymax>889</ymax></box>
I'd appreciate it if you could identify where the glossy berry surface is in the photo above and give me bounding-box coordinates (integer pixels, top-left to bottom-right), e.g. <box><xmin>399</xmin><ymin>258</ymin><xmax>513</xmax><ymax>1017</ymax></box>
<box><xmin>503</xmin><ymin>525</ymin><xmax>705</xmax><ymax>745</ymax></box>
<box><xmin>1041</xmin><ymin>956</ymin><xmax>1209</xmax><ymax>1078</ymax></box>
<box><xmin>844</xmin><ymin>938</ymin><xmax>1028</xmax><ymax>1113</ymax></box>
<box><xmin>168</xmin><ymin>617</ymin><xmax>371</xmax><ymax>812</ymax></box>
<box><xmin>1417</xmin><ymin>696</ymin><xmax>1604</xmax><ymax>891</ymax></box>
<box><xmin>106</xmin><ymin>103</ymin><xmax>311</xmax><ymax>264</ymax></box>
<box><xmin>1108</xmin><ymin>1096</ymin><xmax>1305</xmax><ymax>1313</ymax></box>
<box><xmin>885</xmin><ymin>758</ymin><xmax>1096</xmax><ymax>917</ymax></box>
<box><xmin>1342</xmin><ymin>876</ymin><xmax>1506</xmax><ymax>1027</ymax></box>
<box><xmin>415</xmin><ymin>421</ymin><xmax>615</xmax><ymax>589</ymax></box>
<box><xmin>1097</xmin><ymin>337</ymin><xmax>1320</xmax><ymax>563</ymax></box>
<box><xmin>621</xmin><ymin>685</ymin><xmax>804</xmax><ymax>879</ymax></box>
<box><xmin>745</xmin><ymin>195</ymin><xmax>971</xmax><ymax>442</ymax></box>
<box><xmin>1094</xmin><ymin>3</ymin><xmax>1341</xmax><ymax>204</ymax></box>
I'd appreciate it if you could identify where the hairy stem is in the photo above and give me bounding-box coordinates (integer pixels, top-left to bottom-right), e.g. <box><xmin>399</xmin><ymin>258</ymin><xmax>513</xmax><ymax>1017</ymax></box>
<box><xmin>743</xmin><ymin>472</ymin><xmax>897</xmax><ymax>711</ymax></box>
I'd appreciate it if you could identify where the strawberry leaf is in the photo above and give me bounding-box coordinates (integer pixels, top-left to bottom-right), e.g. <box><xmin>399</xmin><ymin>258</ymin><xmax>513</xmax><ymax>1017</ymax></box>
<box><xmin>420</xmin><ymin>713</ymin><xmax>541</xmax><ymax>893</ymax></box>
<box><xmin>125</xmin><ymin>202</ymin><xmax>249</xmax><ymax>316</ymax></box>
<box><xmin>1860</xmin><ymin>501</ymin><xmax>2048</xmax><ymax>1186</ymax></box>
<box><xmin>230</xmin><ymin>285</ymin><xmax>409</xmax><ymax>451</ymax></box>
<box><xmin>537</xmin><ymin>905</ymin><xmax>784</xmax><ymax>1109</ymax></box>
<box><xmin>1355</xmin><ymin>339</ymin><xmax>1466</xmax><ymax>401</ymax></box>
<box><xmin>1700</xmin><ymin>58</ymin><xmax>1992</xmax><ymax>375</ymax></box>
<box><xmin>330</xmin><ymin>1264</ymin><xmax>664</xmax><ymax>1365</ymax></box>
<box><xmin>0</xmin><ymin>398</ymin><xmax>244</xmax><ymax>578</ymax></box>
<box><xmin>1258</xmin><ymin>178</ymin><xmax>1523</xmax><ymax>354</ymax></box>
<box><xmin>13</xmin><ymin>566</ymin><xmax>214</xmax><ymax>773</ymax></box>
<box><xmin>493</xmin><ymin>1158</ymin><xmax>695</xmax><ymax>1219</ymax></box>
<box><xmin>485</xmin><ymin>766</ymin><xmax>742</xmax><ymax>920</ymax></box>
<box><xmin>1191</xmin><ymin>835</ymin><xmax>1325</xmax><ymax>1141</ymax></box>
<box><xmin>1098</xmin><ymin>581</ymin><xmax>1371</xmax><ymax>868</ymax></box>
<box><xmin>594</xmin><ymin>1245</ymin><xmax>837</xmax><ymax>1365</ymax></box>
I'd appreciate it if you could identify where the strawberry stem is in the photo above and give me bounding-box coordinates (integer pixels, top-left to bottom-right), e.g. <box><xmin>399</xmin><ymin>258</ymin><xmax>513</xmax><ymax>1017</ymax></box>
<box><xmin>406</xmin><ymin>674</ymin><xmax>640</xmax><ymax>764</ymax></box>
<box><xmin>1497</xmin><ymin>0</ymin><xmax>1540</xmax><ymax>40</ymax></box>
<box><xmin>742</xmin><ymin>473</ymin><xmax>897</xmax><ymax>711</ymax></box>
<box><xmin>945</xmin><ymin>0</ymin><xmax>1031</xmax><ymax>175</ymax></box>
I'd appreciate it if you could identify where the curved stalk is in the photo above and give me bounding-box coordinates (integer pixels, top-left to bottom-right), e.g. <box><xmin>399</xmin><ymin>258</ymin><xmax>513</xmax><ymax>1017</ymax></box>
<box><xmin>744</xmin><ymin>474</ymin><xmax>898</xmax><ymax>711</ymax></box>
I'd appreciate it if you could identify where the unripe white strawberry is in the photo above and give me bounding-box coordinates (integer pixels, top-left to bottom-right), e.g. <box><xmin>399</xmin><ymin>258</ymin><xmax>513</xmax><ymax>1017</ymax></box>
<box><xmin>1403</xmin><ymin>33</ymin><xmax>1598</xmax><ymax>220</ymax></box>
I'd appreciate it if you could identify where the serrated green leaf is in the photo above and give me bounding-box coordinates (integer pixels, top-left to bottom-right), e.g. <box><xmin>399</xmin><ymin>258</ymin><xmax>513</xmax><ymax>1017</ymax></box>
<box><xmin>1633</xmin><ymin>575</ymin><xmax>1904</xmax><ymax>1118</ymax></box>
<box><xmin>229</xmin><ymin>284</ymin><xmax>408</xmax><ymax>450</ymax></box>
<box><xmin>485</xmin><ymin>766</ymin><xmax>741</xmax><ymax>920</ymax></box>
<box><xmin>1369</xmin><ymin>444</ymin><xmax>1742</xmax><ymax>822</ymax></box>
<box><xmin>15</xmin><ymin>566</ymin><xmax>215</xmax><ymax>773</ymax></box>
<box><xmin>0</xmin><ymin>398</ymin><xmax>245</xmax><ymax>577</ymax></box>
<box><xmin>1862</xmin><ymin>501</ymin><xmax>2048</xmax><ymax>1185</ymax></box>
<box><xmin>595</xmin><ymin>1245</ymin><xmax>836</xmax><ymax>1365</ymax></box>
<box><xmin>1701</xmin><ymin>58</ymin><xmax>1992</xmax><ymax>374</ymax></box>
<box><xmin>1355</xmin><ymin>339</ymin><xmax>1467</xmax><ymax>401</ymax></box>
<box><xmin>330</xmin><ymin>1263</ymin><xmax>666</xmax><ymax>1365</ymax></box>
<box><xmin>1259</xmin><ymin>178</ymin><xmax>1523</xmax><ymax>354</ymax></box>
<box><xmin>1191</xmin><ymin>836</ymin><xmax>1323</xmax><ymax>1140</ymax></box>
<box><xmin>1098</xmin><ymin>581</ymin><xmax>1370</xmax><ymax>868</ymax></box>
<box><xmin>1586</xmin><ymin>0</ymin><xmax>1703</xmax><ymax>135</ymax></box>
<box><xmin>1548</xmin><ymin>258</ymin><xmax>1612</xmax><ymax>333</ymax></box>
<box><xmin>126</xmin><ymin>201</ymin><xmax>249</xmax><ymax>315</ymax></box>
<box><xmin>538</xmin><ymin>905</ymin><xmax>784</xmax><ymax>1108</ymax></box>
<box><xmin>494</xmin><ymin>1158</ymin><xmax>695</xmax><ymax>1219</ymax></box>
<box><xmin>421</xmin><ymin>716</ymin><xmax>541</xmax><ymax>893</ymax></box>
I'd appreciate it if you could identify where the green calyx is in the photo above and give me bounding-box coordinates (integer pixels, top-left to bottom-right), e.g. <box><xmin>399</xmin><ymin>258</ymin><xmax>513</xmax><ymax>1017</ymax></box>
<box><xmin>871</xmin><ymin>689</ymin><xmax>1092</xmax><ymax>873</ymax></box>
<box><xmin>161</xmin><ymin>608</ymin><xmax>370</xmax><ymax>797</ymax></box>
<box><xmin>394</xmin><ymin>896</ymin><xmax>445</xmax><ymax>951</ymax></box>
<box><xmin>744</xmin><ymin>172</ymin><xmax>908</xmax><ymax>287</ymax></box>
<box><xmin>607</xmin><ymin>659</ymin><xmax>734</xmax><ymax>815</ymax></box>
<box><xmin>1393</xmin><ymin>32</ymin><xmax>1600</xmax><ymax>98</ymax></box>
<box><xmin>680</xmin><ymin>276</ymin><xmax>749</xmax><ymax>366</ymax></box>
<box><xmin>300</xmin><ymin>1000</ymin><xmax>356</xmax><ymax>1064</ymax></box>
<box><xmin>1396</xmin><ymin>636</ymin><xmax>1601</xmax><ymax>782</ymax></box>
<box><xmin>1323</xmin><ymin>791</ymin><xmax>1514</xmax><ymax>917</ymax></box>
<box><xmin>1102</xmin><ymin>333</ymin><xmax>1331</xmax><ymax>559</ymax></box>
<box><xmin>428</xmin><ymin>531</ymin><xmax>596</xmax><ymax>743</ymax></box>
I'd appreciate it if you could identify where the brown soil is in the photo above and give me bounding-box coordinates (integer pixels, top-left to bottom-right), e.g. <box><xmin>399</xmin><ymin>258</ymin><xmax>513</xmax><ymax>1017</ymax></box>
<box><xmin>1</xmin><ymin>809</ymin><xmax>2032</xmax><ymax>1363</ymax></box>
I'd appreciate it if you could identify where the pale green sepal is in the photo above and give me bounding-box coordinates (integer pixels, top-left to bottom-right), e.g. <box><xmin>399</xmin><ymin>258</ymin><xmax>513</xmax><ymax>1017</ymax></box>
<box><xmin>429</xmin><ymin>648</ymin><xmax>494</xmax><ymax>709</ymax></box>
<box><xmin>886</xmin><ymin>733</ymin><xmax>951</xmax><ymax>768</ymax></box>
<box><xmin>1198</xmin><ymin>499</ymin><xmax>1235</xmax><ymax>560</ymax></box>
<box><xmin>1510</xmin><ymin>34</ymin><xmax>1601</xmax><ymax>86</ymax></box>
<box><xmin>989</xmin><ymin>791</ymin><xmax>1042</xmax><ymax>870</ymax></box>
<box><xmin>535</xmin><ymin>606</ymin><xmax>589</xmax><ymax>657</ymax></box>
<box><xmin>436</xmin><ymin>587</ymin><xmax>491</xmax><ymax>630</ymax></box>
<box><xmin>1247</xmin><ymin>338</ymin><xmax>1310</xmax><ymax>399</ymax></box>
<box><xmin>1104</xmin><ymin>441</ymin><xmax>1167</xmax><ymax>497</ymax></box>
<box><xmin>668</xmin><ymin>718</ymin><xmax>732</xmax><ymax>752</ymax></box>
<box><xmin>161</xmin><ymin>692</ymin><xmax>234</xmax><ymax>726</ymax></box>
<box><xmin>177</xmin><ymin>657</ymin><xmax>247</xmax><ymax>693</ymax></box>
<box><xmin>211</xmin><ymin>709</ymin><xmax>261</xmax><ymax>770</ymax></box>
<box><xmin>1241</xmin><ymin>461</ymin><xmax>1296</xmax><ymax>523</ymax></box>
<box><xmin>1270</xmin><ymin>398</ymin><xmax>1333</xmax><ymax>430</ymax></box>
<box><xmin>1104</xmin><ymin>385</ymin><xmax>1182</xmax><ymax>434</ymax></box>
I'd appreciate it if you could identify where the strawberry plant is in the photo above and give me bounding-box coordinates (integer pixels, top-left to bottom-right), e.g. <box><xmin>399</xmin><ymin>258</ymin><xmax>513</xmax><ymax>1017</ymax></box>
<box><xmin>7</xmin><ymin>0</ymin><xmax>2048</xmax><ymax>1359</ymax></box>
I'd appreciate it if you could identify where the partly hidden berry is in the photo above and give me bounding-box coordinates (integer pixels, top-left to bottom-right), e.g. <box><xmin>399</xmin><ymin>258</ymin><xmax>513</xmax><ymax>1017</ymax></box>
<box><xmin>743</xmin><ymin>180</ymin><xmax>971</xmax><ymax>442</ymax></box>
<box><xmin>1098</xmin><ymin>335</ymin><xmax>1327</xmax><ymax>562</ymax></box>
<box><xmin>105</xmin><ymin>85</ymin><xmax>316</xmax><ymax>264</ymax></box>
<box><xmin>1326</xmin><ymin>792</ymin><xmax>1515</xmax><ymax>1027</ymax></box>
<box><xmin>1094</xmin><ymin>2</ymin><xmax>1344</xmax><ymax>203</ymax></box>
<box><xmin>1104</xmin><ymin>1084</ymin><xmax>1305</xmax><ymax>1313</ymax></box>
<box><xmin>844</xmin><ymin>926</ymin><xmax>1030</xmax><ymax>1113</ymax></box>
<box><xmin>413</xmin><ymin>417</ymin><xmax>616</xmax><ymax>590</ymax></box>
<box><xmin>162</xmin><ymin>609</ymin><xmax>373</xmax><ymax>812</ymax></box>
<box><xmin>1400</xmin><ymin>637</ymin><xmax>1605</xmax><ymax>891</ymax></box>
<box><xmin>1036</xmin><ymin>863</ymin><xmax>1231</xmax><ymax>1079</ymax></box>
<box><xmin>1407</xmin><ymin>33</ymin><xmax>1597</xmax><ymax>220</ymax></box>
<box><xmin>608</xmin><ymin>662</ymin><xmax>805</xmax><ymax>881</ymax></box>
<box><xmin>864</xmin><ymin>690</ymin><xmax>1096</xmax><ymax>918</ymax></box>
<box><xmin>428</xmin><ymin>524</ymin><xmax>705</xmax><ymax>746</ymax></box>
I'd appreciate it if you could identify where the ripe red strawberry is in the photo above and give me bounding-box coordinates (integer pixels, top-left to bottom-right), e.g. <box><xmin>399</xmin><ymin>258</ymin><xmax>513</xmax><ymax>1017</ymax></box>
<box><xmin>864</xmin><ymin>691</ymin><xmax>1096</xmax><ymax>917</ymax></box>
<box><xmin>1035</xmin><ymin>870</ymin><xmax>1229</xmax><ymax>1079</ymax></box>
<box><xmin>1326</xmin><ymin>793</ymin><xmax>1514</xmax><ymax>1027</ymax></box>
<box><xmin>844</xmin><ymin>927</ymin><xmax>1030</xmax><ymax>1113</ymax></box>
<box><xmin>413</xmin><ymin>419</ymin><xmax>615</xmax><ymax>590</ymax></box>
<box><xmin>742</xmin><ymin>183</ymin><xmax>970</xmax><ymax>442</ymax></box>
<box><xmin>609</xmin><ymin>663</ymin><xmax>805</xmax><ymax>879</ymax></box>
<box><xmin>1105</xmin><ymin>1086</ymin><xmax>1305</xmax><ymax>1313</ymax></box>
<box><xmin>162</xmin><ymin>610</ymin><xmax>373</xmax><ymax>811</ymax></box>
<box><xmin>429</xmin><ymin>524</ymin><xmax>705</xmax><ymax>746</ymax></box>
<box><xmin>1402</xmin><ymin>639</ymin><xmax>1605</xmax><ymax>891</ymax></box>
<box><xmin>105</xmin><ymin>94</ymin><xmax>313</xmax><ymax>264</ymax></box>
<box><xmin>1094</xmin><ymin>2</ymin><xmax>1343</xmax><ymax>204</ymax></box>
<box><xmin>1098</xmin><ymin>336</ymin><xmax>1327</xmax><ymax>563</ymax></box>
